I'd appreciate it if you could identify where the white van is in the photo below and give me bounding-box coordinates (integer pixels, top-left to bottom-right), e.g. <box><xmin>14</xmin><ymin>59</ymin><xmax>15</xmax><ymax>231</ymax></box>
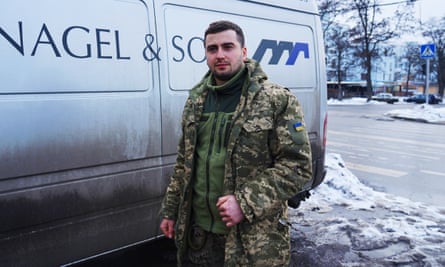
<box><xmin>0</xmin><ymin>0</ymin><xmax>327</xmax><ymax>265</ymax></box>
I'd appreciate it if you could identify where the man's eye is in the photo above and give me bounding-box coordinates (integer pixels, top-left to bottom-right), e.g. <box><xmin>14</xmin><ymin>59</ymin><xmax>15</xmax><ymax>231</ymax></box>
<box><xmin>207</xmin><ymin>47</ymin><xmax>217</xmax><ymax>53</ymax></box>
<box><xmin>223</xmin><ymin>45</ymin><xmax>234</xmax><ymax>50</ymax></box>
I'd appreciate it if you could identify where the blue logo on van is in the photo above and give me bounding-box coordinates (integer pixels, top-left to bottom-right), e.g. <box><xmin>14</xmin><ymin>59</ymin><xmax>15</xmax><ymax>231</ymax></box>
<box><xmin>252</xmin><ymin>39</ymin><xmax>309</xmax><ymax>65</ymax></box>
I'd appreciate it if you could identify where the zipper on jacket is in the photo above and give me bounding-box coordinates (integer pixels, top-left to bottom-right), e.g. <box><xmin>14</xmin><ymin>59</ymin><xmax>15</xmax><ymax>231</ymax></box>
<box><xmin>205</xmin><ymin>111</ymin><xmax>219</xmax><ymax>232</ymax></box>
<box><xmin>217</xmin><ymin>115</ymin><xmax>226</xmax><ymax>154</ymax></box>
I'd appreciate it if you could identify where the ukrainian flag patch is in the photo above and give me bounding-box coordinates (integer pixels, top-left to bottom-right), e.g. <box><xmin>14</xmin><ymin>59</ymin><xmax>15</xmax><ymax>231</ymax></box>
<box><xmin>293</xmin><ymin>122</ymin><xmax>304</xmax><ymax>131</ymax></box>
<box><xmin>288</xmin><ymin>120</ymin><xmax>308</xmax><ymax>145</ymax></box>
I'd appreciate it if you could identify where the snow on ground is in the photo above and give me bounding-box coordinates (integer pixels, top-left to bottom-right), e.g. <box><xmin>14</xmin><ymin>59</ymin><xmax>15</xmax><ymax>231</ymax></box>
<box><xmin>327</xmin><ymin>97</ymin><xmax>445</xmax><ymax>123</ymax></box>
<box><xmin>288</xmin><ymin>98</ymin><xmax>445</xmax><ymax>266</ymax></box>
<box><xmin>289</xmin><ymin>153</ymin><xmax>445</xmax><ymax>267</ymax></box>
<box><xmin>385</xmin><ymin>104</ymin><xmax>445</xmax><ymax>124</ymax></box>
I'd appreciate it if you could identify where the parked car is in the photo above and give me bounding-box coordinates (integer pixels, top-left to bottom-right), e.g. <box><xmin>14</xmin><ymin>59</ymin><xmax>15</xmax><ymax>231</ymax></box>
<box><xmin>371</xmin><ymin>93</ymin><xmax>399</xmax><ymax>104</ymax></box>
<box><xmin>404</xmin><ymin>94</ymin><xmax>442</xmax><ymax>104</ymax></box>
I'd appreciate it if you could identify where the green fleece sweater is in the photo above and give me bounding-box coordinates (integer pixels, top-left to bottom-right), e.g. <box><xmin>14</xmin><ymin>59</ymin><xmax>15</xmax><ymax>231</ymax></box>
<box><xmin>192</xmin><ymin>68</ymin><xmax>246</xmax><ymax>234</ymax></box>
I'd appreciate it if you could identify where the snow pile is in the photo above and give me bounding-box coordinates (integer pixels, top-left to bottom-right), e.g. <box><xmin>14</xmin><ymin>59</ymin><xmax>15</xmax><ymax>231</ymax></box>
<box><xmin>327</xmin><ymin>97</ymin><xmax>445</xmax><ymax>123</ymax></box>
<box><xmin>289</xmin><ymin>153</ymin><xmax>445</xmax><ymax>266</ymax></box>
<box><xmin>292</xmin><ymin>98</ymin><xmax>445</xmax><ymax>265</ymax></box>
<box><xmin>384</xmin><ymin>104</ymin><xmax>445</xmax><ymax>123</ymax></box>
<box><xmin>328</xmin><ymin>97</ymin><xmax>375</xmax><ymax>105</ymax></box>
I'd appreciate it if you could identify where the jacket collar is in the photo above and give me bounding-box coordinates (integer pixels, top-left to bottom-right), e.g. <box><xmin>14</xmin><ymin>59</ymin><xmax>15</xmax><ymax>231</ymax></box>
<box><xmin>189</xmin><ymin>58</ymin><xmax>267</xmax><ymax>102</ymax></box>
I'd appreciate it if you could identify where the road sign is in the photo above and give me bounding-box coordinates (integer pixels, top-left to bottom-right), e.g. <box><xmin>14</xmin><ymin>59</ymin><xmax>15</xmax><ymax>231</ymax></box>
<box><xmin>420</xmin><ymin>44</ymin><xmax>435</xmax><ymax>104</ymax></box>
<box><xmin>420</xmin><ymin>44</ymin><xmax>436</xmax><ymax>59</ymax></box>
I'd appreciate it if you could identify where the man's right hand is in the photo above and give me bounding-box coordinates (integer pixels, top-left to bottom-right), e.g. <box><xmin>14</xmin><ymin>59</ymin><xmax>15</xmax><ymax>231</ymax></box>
<box><xmin>160</xmin><ymin>218</ymin><xmax>175</xmax><ymax>239</ymax></box>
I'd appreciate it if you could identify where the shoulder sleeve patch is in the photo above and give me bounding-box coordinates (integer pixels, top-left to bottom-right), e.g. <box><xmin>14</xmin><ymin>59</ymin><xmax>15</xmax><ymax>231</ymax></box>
<box><xmin>287</xmin><ymin>120</ymin><xmax>309</xmax><ymax>145</ymax></box>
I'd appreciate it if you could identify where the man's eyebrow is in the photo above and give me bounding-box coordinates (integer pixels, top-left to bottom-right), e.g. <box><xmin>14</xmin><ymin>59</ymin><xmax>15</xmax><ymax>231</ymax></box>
<box><xmin>221</xmin><ymin>42</ymin><xmax>235</xmax><ymax>46</ymax></box>
<box><xmin>206</xmin><ymin>42</ymin><xmax>235</xmax><ymax>47</ymax></box>
<box><xmin>221</xmin><ymin>42</ymin><xmax>235</xmax><ymax>45</ymax></box>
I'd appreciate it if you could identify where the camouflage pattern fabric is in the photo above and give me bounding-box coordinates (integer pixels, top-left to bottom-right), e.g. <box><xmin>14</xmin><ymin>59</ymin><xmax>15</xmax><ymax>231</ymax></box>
<box><xmin>182</xmin><ymin>224</ymin><xmax>226</xmax><ymax>267</ymax></box>
<box><xmin>160</xmin><ymin>58</ymin><xmax>312</xmax><ymax>266</ymax></box>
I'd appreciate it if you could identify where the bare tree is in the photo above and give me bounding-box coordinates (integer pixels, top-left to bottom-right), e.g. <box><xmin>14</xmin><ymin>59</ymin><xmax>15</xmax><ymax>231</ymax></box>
<box><xmin>326</xmin><ymin>23</ymin><xmax>355</xmax><ymax>99</ymax></box>
<box><xmin>401</xmin><ymin>42</ymin><xmax>422</xmax><ymax>95</ymax></box>
<box><xmin>422</xmin><ymin>16</ymin><xmax>445</xmax><ymax>98</ymax></box>
<box><xmin>348</xmin><ymin>0</ymin><xmax>414</xmax><ymax>100</ymax></box>
<box><xmin>317</xmin><ymin>0</ymin><xmax>347</xmax><ymax>37</ymax></box>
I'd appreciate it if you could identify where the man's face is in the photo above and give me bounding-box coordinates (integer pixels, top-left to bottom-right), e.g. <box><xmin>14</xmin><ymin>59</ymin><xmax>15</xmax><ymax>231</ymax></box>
<box><xmin>205</xmin><ymin>30</ymin><xmax>247</xmax><ymax>85</ymax></box>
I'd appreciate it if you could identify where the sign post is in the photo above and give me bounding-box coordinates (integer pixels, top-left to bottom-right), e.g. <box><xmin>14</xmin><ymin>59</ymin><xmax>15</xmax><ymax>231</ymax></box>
<box><xmin>420</xmin><ymin>44</ymin><xmax>436</xmax><ymax>105</ymax></box>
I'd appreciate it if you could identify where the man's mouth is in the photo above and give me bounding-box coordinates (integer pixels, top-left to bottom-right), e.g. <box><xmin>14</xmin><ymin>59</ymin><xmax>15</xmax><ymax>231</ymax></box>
<box><xmin>215</xmin><ymin>62</ymin><xmax>229</xmax><ymax>69</ymax></box>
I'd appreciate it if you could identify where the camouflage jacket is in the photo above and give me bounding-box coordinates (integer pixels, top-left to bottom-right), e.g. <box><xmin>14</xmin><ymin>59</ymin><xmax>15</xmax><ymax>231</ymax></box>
<box><xmin>160</xmin><ymin>59</ymin><xmax>312</xmax><ymax>266</ymax></box>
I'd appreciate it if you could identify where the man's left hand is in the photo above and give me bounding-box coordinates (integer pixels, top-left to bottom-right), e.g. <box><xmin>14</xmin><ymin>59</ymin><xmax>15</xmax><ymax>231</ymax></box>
<box><xmin>216</xmin><ymin>195</ymin><xmax>245</xmax><ymax>227</ymax></box>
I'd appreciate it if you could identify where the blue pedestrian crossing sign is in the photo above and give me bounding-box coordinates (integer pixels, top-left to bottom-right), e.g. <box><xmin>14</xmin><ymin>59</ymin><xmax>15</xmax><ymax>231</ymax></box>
<box><xmin>420</xmin><ymin>44</ymin><xmax>436</xmax><ymax>59</ymax></box>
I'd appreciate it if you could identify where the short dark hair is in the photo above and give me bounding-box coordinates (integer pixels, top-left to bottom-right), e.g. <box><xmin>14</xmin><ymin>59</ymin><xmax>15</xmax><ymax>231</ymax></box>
<box><xmin>204</xmin><ymin>20</ymin><xmax>245</xmax><ymax>47</ymax></box>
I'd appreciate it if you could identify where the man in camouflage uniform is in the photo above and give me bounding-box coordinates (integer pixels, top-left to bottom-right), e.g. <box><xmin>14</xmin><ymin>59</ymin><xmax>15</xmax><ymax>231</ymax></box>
<box><xmin>160</xmin><ymin>20</ymin><xmax>312</xmax><ymax>266</ymax></box>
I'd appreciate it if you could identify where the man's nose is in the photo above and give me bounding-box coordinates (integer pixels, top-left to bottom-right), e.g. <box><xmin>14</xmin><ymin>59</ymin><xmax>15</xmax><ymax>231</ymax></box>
<box><xmin>216</xmin><ymin>48</ymin><xmax>225</xmax><ymax>58</ymax></box>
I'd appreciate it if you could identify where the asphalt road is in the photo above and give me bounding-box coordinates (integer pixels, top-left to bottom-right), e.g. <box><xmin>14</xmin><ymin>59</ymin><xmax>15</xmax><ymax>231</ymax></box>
<box><xmin>326</xmin><ymin>102</ymin><xmax>445</xmax><ymax>207</ymax></box>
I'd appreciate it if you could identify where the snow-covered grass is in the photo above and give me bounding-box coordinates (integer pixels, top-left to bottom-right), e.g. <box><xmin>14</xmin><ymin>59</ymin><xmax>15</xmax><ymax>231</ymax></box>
<box><xmin>385</xmin><ymin>104</ymin><xmax>445</xmax><ymax>123</ymax></box>
<box><xmin>328</xmin><ymin>97</ymin><xmax>445</xmax><ymax>123</ymax></box>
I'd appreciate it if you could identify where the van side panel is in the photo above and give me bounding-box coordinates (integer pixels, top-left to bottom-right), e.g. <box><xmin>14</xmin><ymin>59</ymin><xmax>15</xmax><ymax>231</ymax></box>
<box><xmin>0</xmin><ymin>0</ymin><xmax>168</xmax><ymax>266</ymax></box>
